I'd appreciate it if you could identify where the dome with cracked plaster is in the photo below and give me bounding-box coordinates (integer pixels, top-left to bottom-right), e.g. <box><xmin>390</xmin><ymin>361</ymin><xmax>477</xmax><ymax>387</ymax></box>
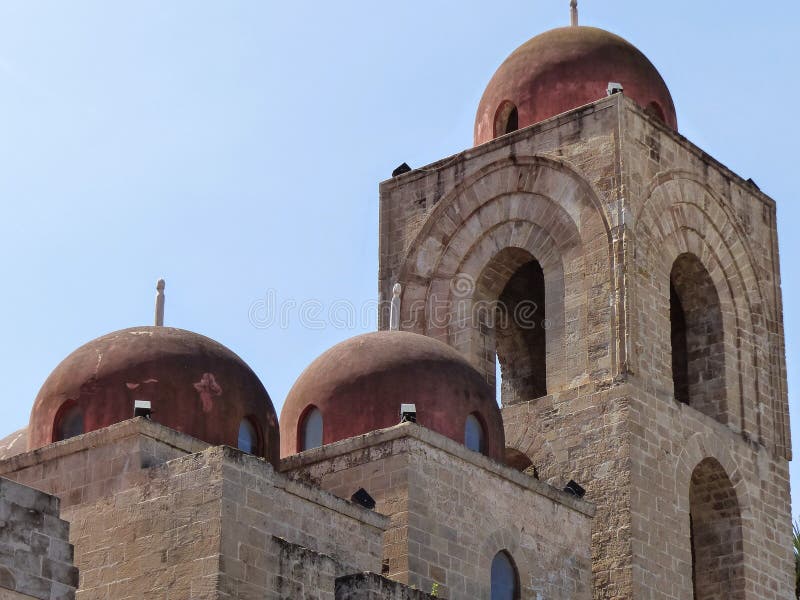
<box><xmin>28</xmin><ymin>326</ymin><xmax>279</xmax><ymax>465</ymax></box>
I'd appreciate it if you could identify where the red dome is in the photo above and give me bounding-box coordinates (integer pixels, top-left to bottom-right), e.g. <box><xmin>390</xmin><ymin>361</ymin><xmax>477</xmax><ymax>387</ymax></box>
<box><xmin>475</xmin><ymin>26</ymin><xmax>677</xmax><ymax>145</ymax></box>
<box><xmin>28</xmin><ymin>327</ymin><xmax>280</xmax><ymax>465</ymax></box>
<box><xmin>280</xmin><ymin>331</ymin><xmax>505</xmax><ymax>460</ymax></box>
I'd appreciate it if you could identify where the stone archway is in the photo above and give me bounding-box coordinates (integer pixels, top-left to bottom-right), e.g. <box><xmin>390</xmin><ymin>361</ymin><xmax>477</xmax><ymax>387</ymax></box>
<box><xmin>689</xmin><ymin>457</ymin><xmax>745</xmax><ymax>599</ymax></box>
<box><xmin>670</xmin><ymin>252</ymin><xmax>726</xmax><ymax>423</ymax></box>
<box><xmin>395</xmin><ymin>156</ymin><xmax>615</xmax><ymax>393</ymax></box>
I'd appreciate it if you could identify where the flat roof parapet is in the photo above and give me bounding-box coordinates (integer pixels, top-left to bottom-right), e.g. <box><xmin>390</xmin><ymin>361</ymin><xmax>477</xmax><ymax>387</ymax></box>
<box><xmin>280</xmin><ymin>421</ymin><xmax>595</xmax><ymax>517</ymax></box>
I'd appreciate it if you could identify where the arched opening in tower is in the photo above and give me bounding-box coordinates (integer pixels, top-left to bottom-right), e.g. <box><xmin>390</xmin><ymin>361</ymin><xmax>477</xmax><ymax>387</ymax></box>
<box><xmin>669</xmin><ymin>253</ymin><xmax>726</xmax><ymax>423</ymax></box>
<box><xmin>689</xmin><ymin>458</ymin><xmax>745</xmax><ymax>599</ymax></box>
<box><xmin>495</xmin><ymin>258</ymin><xmax>547</xmax><ymax>405</ymax></box>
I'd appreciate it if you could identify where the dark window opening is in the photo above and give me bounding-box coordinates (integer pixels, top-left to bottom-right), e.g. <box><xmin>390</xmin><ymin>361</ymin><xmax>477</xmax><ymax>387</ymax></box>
<box><xmin>504</xmin><ymin>106</ymin><xmax>518</xmax><ymax>134</ymax></box>
<box><xmin>493</xmin><ymin>101</ymin><xmax>519</xmax><ymax>138</ymax></box>
<box><xmin>496</xmin><ymin>258</ymin><xmax>547</xmax><ymax>405</ymax></box>
<box><xmin>54</xmin><ymin>403</ymin><xmax>84</xmax><ymax>442</ymax></box>
<box><xmin>689</xmin><ymin>458</ymin><xmax>744</xmax><ymax>599</ymax></box>
<box><xmin>670</xmin><ymin>281</ymin><xmax>689</xmax><ymax>405</ymax></box>
<box><xmin>669</xmin><ymin>253</ymin><xmax>726</xmax><ymax>423</ymax></box>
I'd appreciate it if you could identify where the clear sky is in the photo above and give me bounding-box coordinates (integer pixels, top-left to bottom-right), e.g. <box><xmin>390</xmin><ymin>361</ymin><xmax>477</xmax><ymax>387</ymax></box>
<box><xmin>1</xmin><ymin>1</ymin><xmax>798</xmax><ymax>516</ymax></box>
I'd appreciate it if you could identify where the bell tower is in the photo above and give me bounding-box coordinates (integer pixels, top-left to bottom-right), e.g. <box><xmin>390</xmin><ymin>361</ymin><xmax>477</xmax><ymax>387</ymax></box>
<box><xmin>377</xmin><ymin>15</ymin><xmax>792</xmax><ymax>600</ymax></box>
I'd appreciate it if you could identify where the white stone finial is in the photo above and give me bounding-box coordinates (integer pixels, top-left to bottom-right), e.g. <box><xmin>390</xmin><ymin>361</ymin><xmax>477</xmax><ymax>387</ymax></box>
<box><xmin>389</xmin><ymin>283</ymin><xmax>402</xmax><ymax>331</ymax></box>
<box><xmin>155</xmin><ymin>279</ymin><xmax>165</xmax><ymax>326</ymax></box>
<box><xmin>570</xmin><ymin>0</ymin><xmax>579</xmax><ymax>26</ymax></box>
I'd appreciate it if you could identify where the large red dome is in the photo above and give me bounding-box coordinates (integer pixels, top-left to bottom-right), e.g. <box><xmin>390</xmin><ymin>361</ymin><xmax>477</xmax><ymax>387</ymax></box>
<box><xmin>280</xmin><ymin>331</ymin><xmax>505</xmax><ymax>460</ymax></box>
<box><xmin>475</xmin><ymin>26</ymin><xmax>677</xmax><ymax>145</ymax></box>
<box><xmin>28</xmin><ymin>326</ymin><xmax>280</xmax><ymax>465</ymax></box>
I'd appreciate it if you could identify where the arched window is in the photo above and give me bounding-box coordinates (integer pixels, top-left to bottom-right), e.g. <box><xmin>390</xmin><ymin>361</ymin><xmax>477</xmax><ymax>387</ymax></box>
<box><xmin>495</xmin><ymin>254</ymin><xmax>547</xmax><ymax>405</ymax></box>
<box><xmin>237</xmin><ymin>418</ymin><xmax>260</xmax><ymax>455</ymax></box>
<box><xmin>54</xmin><ymin>402</ymin><xmax>83</xmax><ymax>442</ymax></box>
<box><xmin>493</xmin><ymin>101</ymin><xmax>519</xmax><ymax>138</ymax></box>
<box><xmin>300</xmin><ymin>406</ymin><xmax>323</xmax><ymax>451</ymax></box>
<box><xmin>464</xmin><ymin>413</ymin><xmax>484</xmax><ymax>453</ymax></box>
<box><xmin>689</xmin><ymin>458</ymin><xmax>744</xmax><ymax>599</ymax></box>
<box><xmin>669</xmin><ymin>253</ymin><xmax>726</xmax><ymax>423</ymax></box>
<box><xmin>491</xmin><ymin>551</ymin><xmax>519</xmax><ymax>600</ymax></box>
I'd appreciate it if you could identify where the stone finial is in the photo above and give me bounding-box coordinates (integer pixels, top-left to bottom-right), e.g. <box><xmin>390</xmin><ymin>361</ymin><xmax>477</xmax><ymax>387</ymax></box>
<box><xmin>389</xmin><ymin>283</ymin><xmax>402</xmax><ymax>331</ymax></box>
<box><xmin>570</xmin><ymin>0</ymin><xmax>578</xmax><ymax>26</ymax></box>
<box><xmin>155</xmin><ymin>279</ymin><xmax>165</xmax><ymax>326</ymax></box>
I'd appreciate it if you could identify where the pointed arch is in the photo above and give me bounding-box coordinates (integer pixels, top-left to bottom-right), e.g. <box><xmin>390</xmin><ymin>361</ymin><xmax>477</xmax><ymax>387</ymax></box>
<box><xmin>395</xmin><ymin>156</ymin><xmax>617</xmax><ymax>394</ymax></box>
<box><xmin>689</xmin><ymin>458</ymin><xmax>745</xmax><ymax>599</ymax></box>
<box><xmin>673</xmin><ymin>432</ymin><xmax>752</xmax><ymax>519</ymax></box>
<box><xmin>633</xmin><ymin>172</ymin><xmax>784</xmax><ymax>452</ymax></box>
<box><xmin>668</xmin><ymin>433</ymin><xmax>754</xmax><ymax>598</ymax></box>
<box><xmin>479</xmin><ymin>527</ymin><xmax>524</xmax><ymax>599</ymax></box>
<box><xmin>670</xmin><ymin>252</ymin><xmax>726</xmax><ymax>422</ymax></box>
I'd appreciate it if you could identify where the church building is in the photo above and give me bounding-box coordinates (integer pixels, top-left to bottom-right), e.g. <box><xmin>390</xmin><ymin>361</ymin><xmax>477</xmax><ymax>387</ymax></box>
<box><xmin>0</xmin><ymin>5</ymin><xmax>792</xmax><ymax>599</ymax></box>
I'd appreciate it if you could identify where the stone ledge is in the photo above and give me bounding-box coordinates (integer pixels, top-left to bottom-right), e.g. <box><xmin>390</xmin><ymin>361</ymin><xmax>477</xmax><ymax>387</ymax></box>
<box><xmin>380</xmin><ymin>93</ymin><xmax>777</xmax><ymax>210</ymax></box>
<box><xmin>0</xmin><ymin>477</ymin><xmax>60</xmax><ymax>518</ymax></box>
<box><xmin>204</xmin><ymin>445</ymin><xmax>390</xmax><ymax>532</ymax></box>
<box><xmin>0</xmin><ymin>418</ymin><xmax>209</xmax><ymax>476</ymax></box>
<box><xmin>379</xmin><ymin>94</ymin><xmax>620</xmax><ymax>191</ymax></box>
<box><xmin>280</xmin><ymin>422</ymin><xmax>595</xmax><ymax>517</ymax></box>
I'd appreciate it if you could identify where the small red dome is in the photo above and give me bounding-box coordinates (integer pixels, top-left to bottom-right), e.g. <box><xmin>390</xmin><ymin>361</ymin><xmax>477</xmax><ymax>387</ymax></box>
<box><xmin>475</xmin><ymin>26</ymin><xmax>677</xmax><ymax>145</ymax></box>
<box><xmin>28</xmin><ymin>327</ymin><xmax>279</xmax><ymax>465</ymax></box>
<box><xmin>280</xmin><ymin>331</ymin><xmax>505</xmax><ymax>460</ymax></box>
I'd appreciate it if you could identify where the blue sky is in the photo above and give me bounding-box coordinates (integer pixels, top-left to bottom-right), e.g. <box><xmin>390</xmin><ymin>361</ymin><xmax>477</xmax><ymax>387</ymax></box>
<box><xmin>1</xmin><ymin>1</ymin><xmax>798</xmax><ymax>516</ymax></box>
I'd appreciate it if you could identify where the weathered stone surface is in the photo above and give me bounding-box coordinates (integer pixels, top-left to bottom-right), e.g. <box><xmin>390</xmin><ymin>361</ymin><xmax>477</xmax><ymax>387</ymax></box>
<box><xmin>282</xmin><ymin>422</ymin><xmax>593</xmax><ymax>599</ymax></box>
<box><xmin>0</xmin><ymin>89</ymin><xmax>787</xmax><ymax>600</ymax></box>
<box><xmin>0</xmin><ymin>422</ymin><xmax>388</xmax><ymax>600</ymax></box>
<box><xmin>0</xmin><ymin>478</ymin><xmax>76</xmax><ymax>600</ymax></box>
<box><xmin>335</xmin><ymin>572</ymin><xmax>436</xmax><ymax>599</ymax></box>
<box><xmin>379</xmin><ymin>93</ymin><xmax>792</xmax><ymax>599</ymax></box>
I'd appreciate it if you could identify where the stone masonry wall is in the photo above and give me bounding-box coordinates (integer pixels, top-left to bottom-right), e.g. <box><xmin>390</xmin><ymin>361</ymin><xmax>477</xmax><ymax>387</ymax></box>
<box><xmin>0</xmin><ymin>421</ymin><xmax>388</xmax><ymax>599</ymax></box>
<box><xmin>218</xmin><ymin>446</ymin><xmax>386</xmax><ymax>599</ymax></box>
<box><xmin>502</xmin><ymin>385</ymin><xmax>632</xmax><ymax>599</ymax></box>
<box><xmin>378</xmin><ymin>97</ymin><xmax>624</xmax><ymax>394</ymax></box>
<box><xmin>271</xmin><ymin>536</ymin><xmax>340</xmax><ymax>600</ymax></box>
<box><xmin>503</xmin><ymin>380</ymin><xmax>793</xmax><ymax>599</ymax></box>
<box><xmin>620</xmin><ymin>100</ymin><xmax>792</xmax><ymax>598</ymax></box>
<box><xmin>628</xmin><ymin>388</ymin><xmax>792</xmax><ymax>599</ymax></box>
<box><xmin>379</xmin><ymin>93</ymin><xmax>792</xmax><ymax>599</ymax></box>
<box><xmin>623</xmin><ymin>97</ymin><xmax>789</xmax><ymax>460</ymax></box>
<box><xmin>281</xmin><ymin>424</ymin><xmax>593</xmax><ymax>600</ymax></box>
<box><xmin>0</xmin><ymin>478</ymin><xmax>77</xmax><ymax>600</ymax></box>
<box><xmin>335</xmin><ymin>572</ymin><xmax>436</xmax><ymax>600</ymax></box>
<box><xmin>65</xmin><ymin>449</ymin><xmax>222</xmax><ymax>599</ymax></box>
<box><xmin>0</xmin><ymin>419</ymin><xmax>209</xmax><ymax>511</ymax></box>
<box><xmin>380</xmin><ymin>97</ymin><xmax>633</xmax><ymax>599</ymax></box>
<box><xmin>66</xmin><ymin>446</ymin><xmax>385</xmax><ymax>599</ymax></box>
